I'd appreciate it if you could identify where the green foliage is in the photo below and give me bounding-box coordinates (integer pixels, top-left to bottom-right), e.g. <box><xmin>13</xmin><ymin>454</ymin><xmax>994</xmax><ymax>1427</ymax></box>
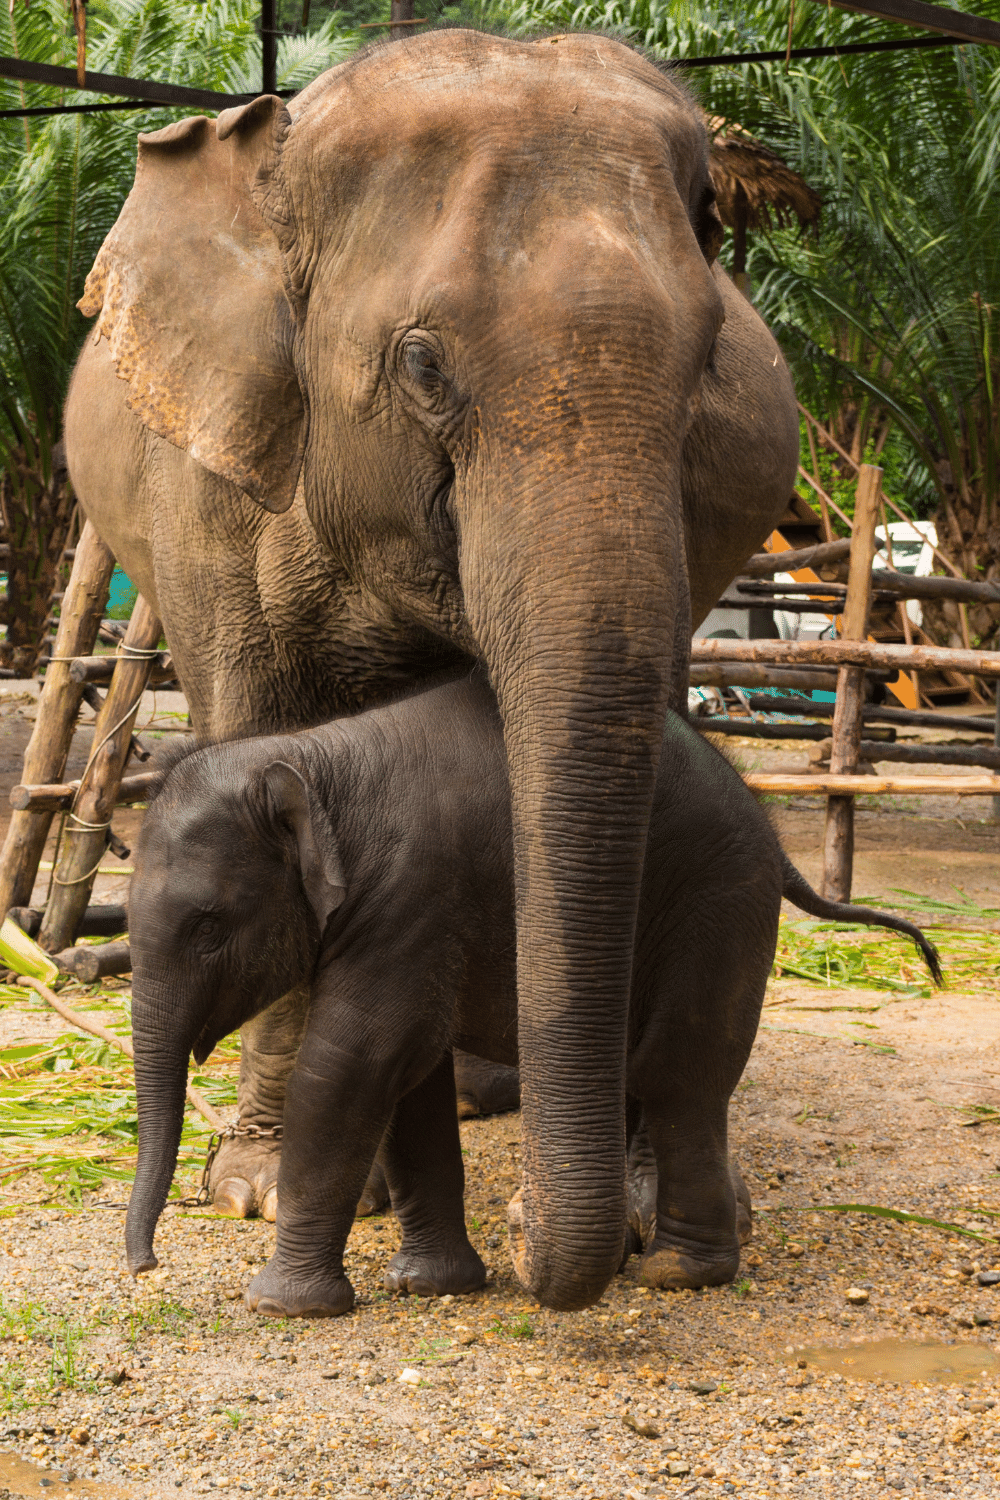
<box><xmin>0</xmin><ymin>0</ymin><xmax>358</xmax><ymax>501</ymax></box>
<box><xmin>0</xmin><ymin>1296</ymin><xmax>100</xmax><ymax>1410</ymax></box>
<box><xmin>489</xmin><ymin>1311</ymin><xmax>534</xmax><ymax>1338</ymax></box>
<box><xmin>0</xmin><ymin>998</ymin><xmax>237</xmax><ymax>1204</ymax></box>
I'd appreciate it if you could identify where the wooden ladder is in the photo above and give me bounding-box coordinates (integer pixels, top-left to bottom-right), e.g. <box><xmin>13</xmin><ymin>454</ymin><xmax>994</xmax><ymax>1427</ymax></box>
<box><xmin>0</xmin><ymin>520</ymin><xmax>168</xmax><ymax>979</ymax></box>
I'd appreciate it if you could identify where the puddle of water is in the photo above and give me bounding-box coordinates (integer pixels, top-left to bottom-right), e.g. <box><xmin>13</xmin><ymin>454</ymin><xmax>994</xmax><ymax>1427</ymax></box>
<box><xmin>789</xmin><ymin>1338</ymin><xmax>1000</xmax><ymax>1384</ymax></box>
<box><xmin>0</xmin><ymin>1450</ymin><xmax>134</xmax><ymax>1499</ymax></box>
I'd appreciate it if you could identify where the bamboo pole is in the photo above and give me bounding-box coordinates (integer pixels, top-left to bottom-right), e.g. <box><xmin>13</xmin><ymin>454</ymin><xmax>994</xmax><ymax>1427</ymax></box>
<box><xmin>743</xmin><ymin>539</ymin><xmax>852</xmax><ymax>577</ymax></box>
<box><xmin>0</xmin><ymin>522</ymin><xmax>114</xmax><ymax>920</ymax></box>
<box><xmin>17</xmin><ymin>976</ymin><xmax>224</xmax><ymax>1130</ymax></box>
<box><xmin>54</xmin><ymin>938</ymin><xmax>132</xmax><ymax>983</ymax></box>
<box><xmin>745</xmin><ymin>772</ymin><xmax>1000</xmax><ymax>796</ymax></box>
<box><xmin>39</xmin><ymin>598</ymin><xmax>162</xmax><ymax>953</ymax></box>
<box><xmin>822</xmin><ymin>464</ymin><xmax>881</xmax><ymax>902</ymax></box>
<box><xmin>689</xmin><ymin>638</ymin><xmax>1000</xmax><ymax>677</ymax></box>
<box><xmin>811</xmin><ymin>739</ymin><xmax>1000</xmax><ymax>770</ymax></box>
<box><xmin>688</xmin><ymin>664</ymin><xmax>847</xmax><ymax>692</ymax></box>
<box><xmin>10</xmin><ymin>770</ymin><xmax>161</xmax><ymax>814</ymax></box>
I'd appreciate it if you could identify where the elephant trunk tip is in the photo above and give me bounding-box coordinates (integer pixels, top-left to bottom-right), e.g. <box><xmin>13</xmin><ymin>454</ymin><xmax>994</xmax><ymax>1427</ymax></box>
<box><xmin>127</xmin><ymin>1247</ymin><xmax>159</xmax><ymax>1278</ymax></box>
<box><xmin>507</xmin><ymin>1187</ymin><xmax>621</xmax><ymax>1312</ymax></box>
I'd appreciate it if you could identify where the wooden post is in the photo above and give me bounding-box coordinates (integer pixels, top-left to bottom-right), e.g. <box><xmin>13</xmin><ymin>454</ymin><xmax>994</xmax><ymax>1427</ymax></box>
<box><xmin>0</xmin><ymin>521</ymin><xmax>114</xmax><ymax>920</ymax></box>
<box><xmin>390</xmin><ymin>0</ymin><xmax>415</xmax><ymax>40</ymax></box>
<box><xmin>821</xmin><ymin>464</ymin><xmax>882</xmax><ymax>902</ymax></box>
<box><xmin>38</xmin><ymin>597</ymin><xmax>162</xmax><ymax>953</ymax></box>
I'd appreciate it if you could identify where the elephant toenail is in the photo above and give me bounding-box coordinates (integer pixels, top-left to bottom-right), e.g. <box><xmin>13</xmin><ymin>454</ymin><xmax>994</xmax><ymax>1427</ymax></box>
<box><xmin>261</xmin><ymin>1185</ymin><xmax>279</xmax><ymax>1222</ymax></box>
<box><xmin>213</xmin><ymin>1178</ymin><xmax>255</xmax><ymax>1218</ymax></box>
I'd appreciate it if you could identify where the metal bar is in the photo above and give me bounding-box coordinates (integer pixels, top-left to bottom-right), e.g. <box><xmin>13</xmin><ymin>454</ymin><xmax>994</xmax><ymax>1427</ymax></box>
<box><xmin>818</xmin><ymin>0</ymin><xmax>1000</xmax><ymax>48</ymax></box>
<box><xmin>0</xmin><ymin>100</ymin><xmax>154</xmax><ymax>119</ymax></box>
<box><xmin>0</xmin><ymin>54</ymin><xmax>255</xmax><ymax>108</ymax></box>
<box><xmin>675</xmin><ymin>36</ymin><xmax>960</xmax><ymax>64</ymax></box>
<box><xmin>261</xmin><ymin>0</ymin><xmax>277</xmax><ymax>95</ymax></box>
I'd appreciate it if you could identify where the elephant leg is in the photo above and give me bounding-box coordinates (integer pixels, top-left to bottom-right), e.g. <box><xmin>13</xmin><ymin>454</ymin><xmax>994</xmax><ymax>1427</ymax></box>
<box><xmin>245</xmin><ymin>1009</ymin><xmax>403</xmax><ymax>1319</ymax></box>
<box><xmin>382</xmin><ymin>1051</ymin><xmax>486</xmax><ymax>1298</ymax></box>
<box><xmin>622</xmin><ymin>1118</ymin><xmax>752</xmax><ymax>1268</ymax></box>
<box><xmin>453</xmin><ymin>1050</ymin><xmax>521</xmax><ymax>1119</ymax></box>
<box><xmin>210</xmin><ymin>987</ymin><xmax>308</xmax><ymax>1220</ymax></box>
<box><xmin>637</xmin><ymin>1093</ymin><xmax>742</xmax><ymax>1291</ymax></box>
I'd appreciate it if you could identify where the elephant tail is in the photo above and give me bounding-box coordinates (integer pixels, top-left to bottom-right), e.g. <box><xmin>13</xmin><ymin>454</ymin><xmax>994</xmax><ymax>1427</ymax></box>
<box><xmin>780</xmin><ymin>852</ymin><xmax>942</xmax><ymax>987</ymax></box>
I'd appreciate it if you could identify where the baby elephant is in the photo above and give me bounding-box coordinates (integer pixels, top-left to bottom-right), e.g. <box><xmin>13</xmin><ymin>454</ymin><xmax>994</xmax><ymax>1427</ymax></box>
<box><xmin>125</xmin><ymin>672</ymin><xmax>937</xmax><ymax>1317</ymax></box>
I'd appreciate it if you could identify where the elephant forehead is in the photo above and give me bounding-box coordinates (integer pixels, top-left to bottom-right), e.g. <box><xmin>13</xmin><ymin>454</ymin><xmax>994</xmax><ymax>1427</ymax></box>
<box><xmin>290</xmin><ymin>31</ymin><xmax>706</xmax><ymax>192</ymax></box>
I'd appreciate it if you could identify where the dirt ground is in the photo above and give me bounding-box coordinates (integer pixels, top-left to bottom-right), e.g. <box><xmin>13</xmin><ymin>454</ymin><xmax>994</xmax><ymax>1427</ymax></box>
<box><xmin>3</xmin><ymin>704</ymin><xmax>1000</xmax><ymax>1500</ymax></box>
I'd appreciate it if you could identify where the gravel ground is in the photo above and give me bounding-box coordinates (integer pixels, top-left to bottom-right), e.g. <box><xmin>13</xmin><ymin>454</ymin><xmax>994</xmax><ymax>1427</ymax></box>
<box><xmin>4</xmin><ymin>1004</ymin><xmax>1000</xmax><ymax>1500</ymax></box>
<box><xmin>3</xmin><ymin>724</ymin><xmax>1000</xmax><ymax>1500</ymax></box>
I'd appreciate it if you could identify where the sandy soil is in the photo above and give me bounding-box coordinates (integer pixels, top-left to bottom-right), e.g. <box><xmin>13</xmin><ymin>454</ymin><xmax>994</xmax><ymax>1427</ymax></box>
<box><xmin>2</xmin><ymin>717</ymin><xmax>1000</xmax><ymax>1500</ymax></box>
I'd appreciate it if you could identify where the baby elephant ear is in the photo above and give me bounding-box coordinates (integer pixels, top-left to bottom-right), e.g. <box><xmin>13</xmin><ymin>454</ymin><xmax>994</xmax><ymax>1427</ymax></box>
<box><xmin>78</xmin><ymin>98</ymin><xmax>303</xmax><ymax>513</ymax></box>
<box><xmin>262</xmin><ymin>761</ymin><xmax>347</xmax><ymax>932</ymax></box>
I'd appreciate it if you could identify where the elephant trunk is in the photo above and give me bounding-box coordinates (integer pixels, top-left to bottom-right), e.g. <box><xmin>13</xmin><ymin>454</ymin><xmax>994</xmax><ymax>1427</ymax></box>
<box><xmin>125</xmin><ymin>982</ymin><xmax>194</xmax><ymax>1276</ymax></box>
<box><xmin>462</xmin><ymin>465</ymin><xmax>684</xmax><ymax>1310</ymax></box>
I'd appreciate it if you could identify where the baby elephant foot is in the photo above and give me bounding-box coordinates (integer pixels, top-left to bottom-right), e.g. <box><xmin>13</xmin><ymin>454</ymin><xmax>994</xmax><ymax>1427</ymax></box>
<box><xmin>640</xmin><ymin>1237</ymin><xmax>740</xmax><ymax>1291</ymax></box>
<box><xmin>246</xmin><ymin>1259</ymin><xmax>354</xmax><ymax>1319</ymax></box>
<box><xmin>384</xmin><ymin>1241</ymin><xmax>486</xmax><ymax>1298</ymax></box>
<box><xmin>210</xmin><ymin>1132</ymin><xmax>281</xmax><ymax>1221</ymax></box>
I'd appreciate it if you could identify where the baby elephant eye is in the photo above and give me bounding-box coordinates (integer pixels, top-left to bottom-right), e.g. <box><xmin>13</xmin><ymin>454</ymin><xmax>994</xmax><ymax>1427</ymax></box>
<box><xmin>193</xmin><ymin>914</ymin><xmax>221</xmax><ymax>947</ymax></box>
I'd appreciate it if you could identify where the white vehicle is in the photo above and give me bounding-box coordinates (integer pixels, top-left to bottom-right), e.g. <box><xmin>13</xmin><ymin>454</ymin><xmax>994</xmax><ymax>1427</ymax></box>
<box><xmin>873</xmin><ymin>520</ymin><xmax>937</xmax><ymax>627</ymax></box>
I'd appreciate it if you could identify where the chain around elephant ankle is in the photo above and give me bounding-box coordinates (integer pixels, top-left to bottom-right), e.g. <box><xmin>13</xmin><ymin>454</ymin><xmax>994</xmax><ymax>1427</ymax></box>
<box><xmin>176</xmin><ymin>1120</ymin><xmax>284</xmax><ymax>1208</ymax></box>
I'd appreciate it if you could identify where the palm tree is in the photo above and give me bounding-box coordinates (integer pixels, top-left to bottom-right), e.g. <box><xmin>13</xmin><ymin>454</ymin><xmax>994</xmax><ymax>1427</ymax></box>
<box><xmin>0</xmin><ymin>0</ymin><xmax>357</xmax><ymax>670</ymax></box>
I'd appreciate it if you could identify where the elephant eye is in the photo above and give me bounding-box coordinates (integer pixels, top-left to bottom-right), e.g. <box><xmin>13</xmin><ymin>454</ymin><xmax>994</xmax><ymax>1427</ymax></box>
<box><xmin>399</xmin><ymin>333</ymin><xmax>449</xmax><ymax>401</ymax></box>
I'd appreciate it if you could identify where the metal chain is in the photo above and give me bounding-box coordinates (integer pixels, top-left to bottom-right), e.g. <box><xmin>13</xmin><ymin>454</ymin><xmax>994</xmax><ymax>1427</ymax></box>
<box><xmin>174</xmin><ymin>1121</ymin><xmax>284</xmax><ymax>1208</ymax></box>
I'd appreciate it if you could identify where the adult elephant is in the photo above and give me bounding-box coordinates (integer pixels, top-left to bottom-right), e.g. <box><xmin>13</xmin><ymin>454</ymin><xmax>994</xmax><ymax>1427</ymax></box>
<box><xmin>69</xmin><ymin>29</ymin><xmax>798</xmax><ymax>1311</ymax></box>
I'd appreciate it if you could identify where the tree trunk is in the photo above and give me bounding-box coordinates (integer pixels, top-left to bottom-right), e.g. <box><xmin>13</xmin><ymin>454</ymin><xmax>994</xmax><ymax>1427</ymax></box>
<box><xmin>0</xmin><ymin>448</ymin><xmax>76</xmax><ymax>676</ymax></box>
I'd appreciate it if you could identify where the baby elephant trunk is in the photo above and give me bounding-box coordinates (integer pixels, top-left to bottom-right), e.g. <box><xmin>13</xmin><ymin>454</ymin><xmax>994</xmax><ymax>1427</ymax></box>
<box><xmin>125</xmin><ymin>1035</ymin><xmax>191</xmax><ymax>1275</ymax></box>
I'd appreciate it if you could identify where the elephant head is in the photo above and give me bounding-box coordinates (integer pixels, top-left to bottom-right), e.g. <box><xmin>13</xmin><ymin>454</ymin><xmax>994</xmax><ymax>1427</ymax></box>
<box><xmin>83</xmin><ymin>31</ymin><xmax>726</xmax><ymax>1309</ymax></box>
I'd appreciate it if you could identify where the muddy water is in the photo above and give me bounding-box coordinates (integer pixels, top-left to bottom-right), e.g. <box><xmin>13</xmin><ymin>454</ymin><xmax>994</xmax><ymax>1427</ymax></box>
<box><xmin>790</xmin><ymin>1338</ymin><xmax>1000</xmax><ymax>1384</ymax></box>
<box><xmin>0</xmin><ymin>1450</ymin><xmax>133</xmax><ymax>1498</ymax></box>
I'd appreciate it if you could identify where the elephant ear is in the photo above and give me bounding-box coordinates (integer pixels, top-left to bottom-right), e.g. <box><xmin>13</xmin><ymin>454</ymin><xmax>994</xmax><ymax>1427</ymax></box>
<box><xmin>78</xmin><ymin>96</ymin><xmax>303</xmax><ymax>513</ymax></box>
<box><xmin>262</xmin><ymin>761</ymin><xmax>347</xmax><ymax>933</ymax></box>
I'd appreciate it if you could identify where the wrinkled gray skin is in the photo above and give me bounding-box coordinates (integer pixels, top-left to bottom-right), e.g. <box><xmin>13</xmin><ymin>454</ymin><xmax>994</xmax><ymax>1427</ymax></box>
<box><xmin>68</xmin><ymin>31</ymin><xmax>799</xmax><ymax>1309</ymax></box>
<box><xmin>126</xmin><ymin>674</ymin><xmax>778</xmax><ymax>1315</ymax></box>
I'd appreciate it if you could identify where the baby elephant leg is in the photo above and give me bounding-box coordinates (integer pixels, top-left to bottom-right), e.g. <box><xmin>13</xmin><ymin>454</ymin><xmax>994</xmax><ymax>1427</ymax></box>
<box><xmin>638</xmin><ymin>1096</ymin><xmax>743</xmax><ymax>1291</ymax></box>
<box><xmin>382</xmin><ymin>1051</ymin><xmax>486</xmax><ymax>1298</ymax></box>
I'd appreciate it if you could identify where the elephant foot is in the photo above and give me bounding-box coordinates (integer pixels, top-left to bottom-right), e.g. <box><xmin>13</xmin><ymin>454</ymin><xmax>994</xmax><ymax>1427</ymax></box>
<box><xmin>210</xmin><ymin>1132</ymin><xmax>281</xmax><ymax>1221</ymax></box>
<box><xmin>507</xmin><ymin>1188</ymin><xmax>528</xmax><ymax>1286</ymax></box>
<box><xmin>453</xmin><ymin>1052</ymin><xmax>521</xmax><ymax>1120</ymax></box>
<box><xmin>731</xmin><ymin>1160</ymin><xmax>753</xmax><ymax>1246</ymax></box>
<box><xmin>357</xmin><ymin>1158</ymin><xmax>391</xmax><ymax>1218</ymax></box>
<box><xmin>639</xmin><ymin>1237</ymin><xmax>740</xmax><ymax>1291</ymax></box>
<box><xmin>246</xmin><ymin>1260</ymin><xmax>355</xmax><ymax>1319</ymax></box>
<box><xmin>384</xmin><ymin>1238</ymin><xmax>486</xmax><ymax>1298</ymax></box>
